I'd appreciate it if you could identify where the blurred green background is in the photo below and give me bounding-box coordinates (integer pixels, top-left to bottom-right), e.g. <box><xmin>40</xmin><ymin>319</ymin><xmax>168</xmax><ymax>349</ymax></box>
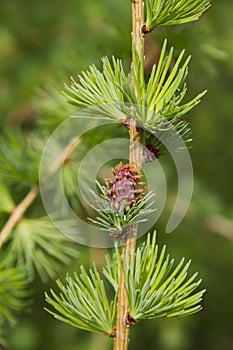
<box><xmin>0</xmin><ymin>0</ymin><xmax>233</xmax><ymax>349</ymax></box>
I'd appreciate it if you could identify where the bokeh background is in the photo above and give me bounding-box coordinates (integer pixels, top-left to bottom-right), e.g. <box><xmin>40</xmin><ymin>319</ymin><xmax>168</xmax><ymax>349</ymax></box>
<box><xmin>0</xmin><ymin>0</ymin><xmax>233</xmax><ymax>349</ymax></box>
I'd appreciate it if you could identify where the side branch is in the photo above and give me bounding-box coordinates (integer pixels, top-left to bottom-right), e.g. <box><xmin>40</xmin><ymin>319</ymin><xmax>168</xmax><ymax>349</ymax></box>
<box><xmin>0</xmin><ymin>138</ymin><xmax>80</xmax><ymax>248</ymax></box>
<box><xmin>0</xmin><ymin>186</ymin><xmax>39</xmax><ymax>248</ymax></box>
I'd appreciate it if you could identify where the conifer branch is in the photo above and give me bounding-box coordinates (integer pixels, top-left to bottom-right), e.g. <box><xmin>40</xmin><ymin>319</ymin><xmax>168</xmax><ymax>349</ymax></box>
<box><xmin>0</xmin><ymin>138</ymin><xmax>79</xmax><ymax>249</ymax></box>
<box><xmin>114</xmin><ymin>2</ymin><xmax>144</xmax><ymax>350</ymax></box>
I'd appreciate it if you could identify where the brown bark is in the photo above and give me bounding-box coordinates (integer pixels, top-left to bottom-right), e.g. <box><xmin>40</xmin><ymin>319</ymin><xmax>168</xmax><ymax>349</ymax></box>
<box><xmin>113</xmin><ymin>1</ymin><xmax>144</xmax><ymax>349</ymax></box>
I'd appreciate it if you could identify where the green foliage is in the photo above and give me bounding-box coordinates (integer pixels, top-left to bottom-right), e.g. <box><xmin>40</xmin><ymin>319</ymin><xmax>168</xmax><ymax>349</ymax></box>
<box><xmin>64</xmin><ymin>56</ymin><xmax>128</xmax><ymax>119</ymax></box>
<box><xmin>0</xmin><ymin>182</ymin><xmax>15</xmax><ymax>214</ymax></box>
<box><xmin>45</xmin><ymin>233</ymin><xmax>205</xmax><ymax>335</ymax></box>
<box><xmin>89</xmin><ymin>182</ymin><xmax>155</xmax><ymax>236</ymax></box>
<box><xmin>0</xmin><ymin>128</ymin><xmax>42</xmax><ymax>187</ymax></box>
<box><xmin>162</xmin><ymin>20</ymin><xmax>228</xmax><ymax>78</ymax></box>
<box><xmin>145</xmin><ymin>0</ymin><xmax>210</xmax><ymax>30</ymax></box>
<box><xmin>45</xmin><ymin>264</ymin><xmax>116</xmax><ymax>335</ymax></box>
<box><xmin>7</xmin><ymin>217</ymin><xmax>79</xmax><ymax>282</ymax></box>
<box><xmin>131</xmin><ymin>40</ymin><xmax>206</xmax><ymax>127</ymax></box>
<box><xmin>64</xmin><ymin>40</ymin><xmax>206</xmax><ymax>140</ymax></box>
<box><xmin>0</xmin><ymin>0</ymin><xmax>232</xmax><ymax>349</ymax></box>
<box><xmin>141</xmin><ymin>119</ymin><xmax>193</xmax><ymax>156</ymax></box>
<box><xmin>103</xmin><ymin>251</ymin><xmax>120</xmax><ymax>294</ymax></box>
<box><xmin>105</xmin><ymin>233</ymin><xmax>205</xmax><ymax>321</ymax></box>
<box><xmin>0</xmin><ymin>256</ymin><xmax>31</xmax><ymax>345</ymax></box>
<box><xmin>34</xmin><ymin>84</ymin><xmax>76</xmax><ymax>132</ymax></box>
